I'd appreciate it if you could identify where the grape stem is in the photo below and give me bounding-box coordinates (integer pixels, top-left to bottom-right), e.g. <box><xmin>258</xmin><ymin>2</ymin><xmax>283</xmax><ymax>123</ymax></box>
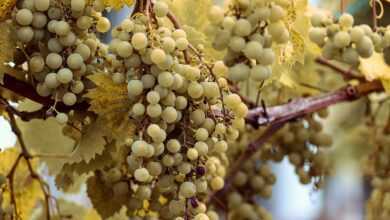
<box><xmin>315</xmin><ymin>57</ymin><xmax>365</xmax><ymax>81</ymax></box>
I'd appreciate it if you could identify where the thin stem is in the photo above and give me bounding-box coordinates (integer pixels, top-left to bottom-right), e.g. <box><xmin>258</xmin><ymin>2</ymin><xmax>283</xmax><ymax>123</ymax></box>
<box><xmin>372</xmin><ymin>0</ymin><xmax>378</xmax><ymax>31</ymax></box>
<box><xmin>315</xmin><ymin>57</ymin><xmax>364</xmax><ymax>81</ymax></box>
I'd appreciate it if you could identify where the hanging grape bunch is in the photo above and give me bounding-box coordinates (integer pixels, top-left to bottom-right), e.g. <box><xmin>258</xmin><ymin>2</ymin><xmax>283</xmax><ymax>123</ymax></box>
<box><xmin>209</xmin><ymin>0</ymin><xmax>290</xmax><ymax>83</ymax></box>
<box><xmin>310</xmin><ymin>12</ymin><xmax>390</xmax><ymax>67</ymax></box>
<box><xmin>83</xmin><ymin>1</ymin><xmax>250</xmax><ymax>219</ymax></box>
<box><xmin>11</xmin><ymin>0</ymin><xmax>111</xmax><ymax>123</ymax></box>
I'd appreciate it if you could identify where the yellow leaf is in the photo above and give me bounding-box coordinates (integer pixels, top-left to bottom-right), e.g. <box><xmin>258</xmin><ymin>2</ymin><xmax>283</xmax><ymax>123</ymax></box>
<box><xmin>104</xmin><ymin>0</ymin><xmax>134</xmax><ymax>10</ymax></box>
<box><xmin>0</xmin><ymin>148</ymin><xmax>42</xmax><ymax>220</ymax></box>
<box><xmin>0</xmin><ymin>0</ymin><xmax>16</xmax><ymax>21</ymax></box>
<box><xmin>360</xmin><ymin>52</ymin><xmax>390</xmax><ymax>81</ymax></box>
<box><xmin>85</xmin><ymin>73</ymin><xmax>135</xmax><ymax>145</ymax></box>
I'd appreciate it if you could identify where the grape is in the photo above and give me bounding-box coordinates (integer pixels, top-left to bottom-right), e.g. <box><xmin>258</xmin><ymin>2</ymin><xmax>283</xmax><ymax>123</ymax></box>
<box><xmin>234</xmin><ymin>103</ymin><xmax>249</xmax><ymax>117</ymax></box>
<box><xmin>56</xmin><ymin>113</ymin><xmax>68</xmax><ymax>124</ymax></box>
<box><xmin>96</xmin><ymin>17</ymin><xmax>111</xmax><ymax>33</ymax></box>
<box><xmin>256</xmin><ymin>7</ymin><xmax>271</xmax><ymax>21</ymax></box>
<box><xmin>154</xmin><ymin>1</ymin><xmax>169</xmax><ymax>17</ymax></box>
<box><xmin>258</xmin><ymin>48</ymin><xmax>275</xmax><ymax>65</ymax></box>
<box><xmin>55</xmin><ymin>21</ymin><xmax>71</xmax><ymax>36</ymax></box>
<box><xmin>334</xmin><ymin>31</ymin><xmax>351</xmax><ymax>48</ymax></box>
<box><xmin>46</xmin><ymin>53</ymin><xmax>62</xmax><ymax>70</ymax></box>
<box><xmin>158</xmin><ymin>71</ymin><xmax>174</xmax><ymax>88</ymax></box>
<box><xmin>116</xmin><ymin>41</ymin><xmax>133</xmax><ymax>58</ymax></box>
<box><xmin>71</xmin><ymin>0</ymin><xmax>86</xmax><ymax>12</ymax></box>
<box><xmin>202</xmin><ymin>82</ymin><xmax>220</xmax><ymax>98</ymax></box>
<box><xmin>310</xmin><ymin>12</ymin><xmax>325</xmax><ymax>27</ymax></box>
<box><xmin>121</xmin><ymin>18</ymin><xmax>134</xmax><ymax>32</ymax></box>
<box><xmin>151</xmin><ymin>48</ymin><xmax>166</xmax><ymax>64</ymax></box>
<box><xmin>132</xmin><ymin>103</ymin><xmax>145</xmax><ymax>116</ymax></box>
<box><xmin>62</xmin><ymin>92</ymin><xmax>77</xmax><ymax>106</ymax></box>
<box><xmin>17</xmin><ymin>27</ymin><xmax>34</xmax><ymax>43</ymax></box>
<box><xmin>187</xmin><ymin>148</ymin><xmax>199</xmax><ymax>161</ymax></box>
<box><xmin>127</xmin><ymin>80</ymin><xmax>144</xmax><ymax>97</ymax></box>
<box><xmin>195</xmin><ymin>141</ymin><xmax>208</xmax><ymax>155</ymax></box>
<box><xmin>172</xmin><ymin>29</ymin><xmax>187</xmax><ymax>39</ymax></box>
<box><xmin>77</xmin><ymin>16</ymin><xmax>93</xmax><ymax>30</ymax></box>
<box><xmin>342</xmin><ymin>48</ymin><xmax>359</xmax><ymax>66</ymax></box>
<box><xmin>162</xmin><ymin>107</ymin><xmax>178</xmax><ymax>123</ymax></box>
<box><xmin>179</xmin><ymin>182</ymin><xmax>196</xmax><ymax>198</ymax></box>
<box><xmin>194</xmin><ymin>213</ymin><xmax>210</xmax><ymax>220</ymax></box>
<box><xmin>32</xmin><ymin>12</ymin><xmax>47</xmax><ymax>28</ymax></box>
<box><xmin>212</xmin><ymin>61</ymin><xmax>228</xmax><ymax>77</ymax></box>
<box><xmin>224</xmin><ymin>94</ymin><xmax>241</xmax><ymax>108</ymax></box>
<box><xmin>228</xmin><ymin>63</ymin><xmax>250</xmax><ymax>82</ymax></box>
<box><xmin>44</xmin><ymin>73</ymin><xmax>59</xmax><ymax>89</ymax></box>
<box><xmin>48</xmin><ymin>7</ymin><xmax>62</xmax><ymax>20</ymax></box>
<box><xmin>146</xmin><ymin>91</ymin><xmax>160</xmax><ymax>105</ymax></box>
<box><xmin>57</xmin><ymin>68</ymin><xmax>73</xmax><ymax>84</ymax></box>
<box><xmin>67</xmin><ymin>53</ymin><xmax>84</xmax><ymax>70</ymax></box>
<box><xmin>195</xmin><ymin>128</ymin><xmax>209</xmax><ymax>141</ymax></box>
<box><xmin>34</xmin><ymin>0</ymin><xmax>50</xmax><ymax>12</ymax></box>
<box><xmin>214</xmin><ymin>140</ymin><xmax>228</xmax><ymax>153</ymax></box>
<box><xmin>339</xmin><ymin>13</ymin><xmax>354</xmax><ymax>28</ymax></box>
<box><xmin>161</xmin><ymin>37</ymin><xmax>176</xmax><ymax>53</ymax></box>
<box><xmin>16</xmin><ymin>9</ymin><xmax>33</xmax><ymax>26</ymax></box>
<box><xmin>209</xmin><ymin>6</ymin><xmax>224</xmax><ymax>24</ymax></box>
<box><xmin>188</xmin><ymin>81</ymin><xmax>204</xmax><ymax>99</ymax></box>
<box><xmin>243</xmin><ymin>41</ymin><xmax>263</xmax><ymax>59</ymax></box>
<box><xmin>175</xmin><ymin>96</ymin><xmax>188</xmax><ymax>110</ymax></box>
<box><xmin>176</xmin><ymin>38</ymin><xmax>189</xmax><ymax>51</ymax></box>
<box><xmin>309</xmin><ymin>27</ymin><xmax>327</xmax><ymax>46</ymax></box>
<box><xmin>210</xmin><ymin>176</ymin><xmax>224</xmax><ymax>190</ymax></box>
<box><xmin>71</xmin><ymin>81</ymin><xmax>85</xmax><ymax>94</ymax></box>
<box><xmin>134</xmin><ymin>168</ymin><xmax>150</xmax><ymax>182</ymax></box>
<box><xmin>36</xmin><ymin>83</ymin><xmax>51</xmax><ymax>97</ymax></box>
<box><xmin>267</xmin><ymin>21</ymin><xmax>285</xmax><ymax>39</ymax></box>
<box><xmin>234</xmin><ymin>19</ymin><xmax>252</xmax><ymax>37</ymax></box>
<box><xmin>250</xmin><ymin>65</ymin><xmax>271</xmax><ymax>81</ymax></box>
<box><xmin>48</xmin><ymin>38</ymin><xmax>63</xmax><ymax>53</ymax></box>
<box><xmin>132</xmin><ymin>33</ymin><xmax>148</xmax><ymax>50</ymax></box>
<box><xmin>29</xmin><ymin>55</ymin><xmax>45</xmax><ymax>73</ymax></box>
<box><xmin>269</xmin><ymin>4</ymin><xmax>286</xmax><ymax>22</ymax></box>
<box><xmin>147</xmin><ymin>104</ymin><xmax>162</xmax><ymax>118</ymax></box>
<box><xmin>74</xmin><ymin>44</ymin><xmax>91</xmax><ymax>61</ymax></box>
<box><xmin>357</xmin><ymin>36</ymin><xmax>374</xmax><ymax>58</ymax></box>
<box><xmin>59</xmin><ymin>32</ymin><xmax>76</xmax><ymax>47</ymax></box>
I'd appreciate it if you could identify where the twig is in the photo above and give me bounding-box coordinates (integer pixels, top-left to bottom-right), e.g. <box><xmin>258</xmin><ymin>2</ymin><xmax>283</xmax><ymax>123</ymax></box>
<box><xmin>315</xmin><ymin>57</ymin><xmax>365</xmax><ymax>81</ymax></box>
<box><xmin>372</xmin><ymin>0</ymin><xmax>378</xmax><ymax>31</ymax></box>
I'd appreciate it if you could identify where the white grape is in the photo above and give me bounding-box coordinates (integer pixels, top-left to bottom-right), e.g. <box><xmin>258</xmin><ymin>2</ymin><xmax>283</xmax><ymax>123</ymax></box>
<box><xmin>334</xmin><ymin>31</ymin><xmax>351</xmax><ymax>48</ymax></box>
<box><xmin>29</xmin><ymin>56</ymin><xmax>45</xmax><ymax>73</ymax></box>
<box><xmin>127</xmin><ymin>80</ymin><xmax>144</xmax><ymax>97</ymax></box>
<box><xmin>44</xmin><ymin>73</ymin><xmax>59</xmax><ymax>89</ymax></box>
<box><xmin>46</xmin><ymin>53</ymin><xmax>63</xmax><ymax>70</ymax></box>
<box><xmin>62</xmin><ymin>92</ymin><xmax>77</xmax><ymax>106</ymax></box>
<box><xmin>57</xmin><ymin>68</ymin><xmax>73</xmax><ymax>84</ymax></box>
<box><xmin>32</xmin><ymin>12</ymin><xmax>47</xmax><ymax>28</ymax></box>
<box><xmin>154</xmin><ymin>1</ymin><xmax>169</xmax><ymax>17</ymax></box>
<box><xmin>147</xmin><ymin>104</ymin><xmax>162</xmax><ymax>118</ymax></box>
<box><xmin>16</xmin><ymin>9</ymin><xmax>33</xmax><ymax>26</ymax></box>
<box><xmin>228</xmin><ymin>63</ymin><xmax>250</xmax><ymax>82</ymax></box>
<box><xmin>209</xmin><ymin>6</ymin><xmax>224</xmax><ymax>24</ymax></box>
<box><xmin>243</xmin><ymin>41</ymin><xmax>263</xmax><ymax>59</ymax></box>
<box><xmin>250</xmin><ymin>65</ymin><xmax>271</xmax><ymax>81</ymax></box>
<box><xmin>96</xmin><ymin>17</ymin><xmax>111</xmax><ymax>33</ymax></box>
<box><xmin>67</xmin><ymin>53</ymin><xmax>84</xmax><ymax>70</ymax></box>
<box><xmin>188</xmin><ymin>82</ymin><xmax>204</xmax><ymax>99</ymax></box>
<box><xmin>55</xmin><ymin>21</ymin><xmax>70</xmax><ymax>36</ymax></box>
<box><xmin>112</xmin><ymin>72</ymin><xmax>125</xmax><ymax>84</ymax></box>
<box><xmin>71</xmin><ymin>0</ymin><xmax>86</xmax><ymax>12</ymax></box>
<box><xmin>34</xmin><ymin>0</ymin><xmax>50</xmax><ymax>12</ymax></box>
<box><xmin>179</xmin><ymin>182</ymin><xmax>196</xmax><ymax>198</ymax></box>
<box><xmin>176</xmin><ymin>38</ymin><xmax>189</xmax><ymax>51</ymax></box>
<box><xmin>75</xmin><ymin>44</ymin><xmax>91</xmax><ymax>61</ymax></box>
<box><xmin>131</xmin><ymin>33</ymin><xmax>148</xmax><ymax>50</ymax></box>
<box><xmin>17</xmin><ymin>27</ymin><xmax>34</xmax><ymax>43</ymax></box>
<box><xmin>56</xmin><ymin>113</ymin><xmax>68</xmax><ymax>124</ymax></box>
<box><xmin>161</xmin><ymin>106</ymin><xmax>177</xmax><ymax>123</ymax></box>
<box><xmin>71</xmin><ymin>81</ymin><xmax>85</xmax><ymax>94</ymax></box>
<box><xmin>234</xmin><ymin>19</ymin><xmax>251</xmax><ymax>37</ymax></box>
<box><xmin>134</xmin><ymin>168</ymin><xmax>150</xmax><ymax>182</ymax></box>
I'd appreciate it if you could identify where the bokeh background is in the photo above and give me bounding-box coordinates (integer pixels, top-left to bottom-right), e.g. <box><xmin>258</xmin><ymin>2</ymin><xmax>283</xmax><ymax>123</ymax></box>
<box><xmin>1</xmin><ymin>1</ymin><xmax>389</xmax><ymax>219</ymax></box>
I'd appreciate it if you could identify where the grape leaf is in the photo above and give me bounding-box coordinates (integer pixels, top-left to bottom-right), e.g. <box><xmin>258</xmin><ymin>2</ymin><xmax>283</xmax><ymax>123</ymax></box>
<box><xmin>103</xmin><ymin>0</ymin><xmax>134</xmax><ymax>10</ymax></box>
<box><xmin>84</xmin><ymin>73</ymin><xmax>135</xmax><ymax>145</ymax></box>
<box><xmin>106</xmin><ymin>206</ymin><xmax>128</xmax><ymax>220</ymax></box>
<box><xmin>359</xmin><ymin>52</ymin><xmax>390</xmax><ymax>94</ymax></box>
<box><xmin>0</xmin><ymin>148</ymin><xmax>42</xmax><ymax>220</ymax></box>
<box><xmin>0</xmin><ymin>0</ymin><xmax>16</xmax><ymax>21</ymax></box>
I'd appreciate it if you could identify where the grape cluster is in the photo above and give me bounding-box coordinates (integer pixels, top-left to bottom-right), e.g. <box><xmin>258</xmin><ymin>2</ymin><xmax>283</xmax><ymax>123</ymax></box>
<box><xmin>208</xmin><ymin>0</ymin><xmax>290</xmax><ymax>83</ymax></box>
<box><xmin>11</xmin><ymin>0</ymin><xmax>111</xmax><ymax>124</ymax></box>
<box><xmin>262</xmin><ymin>112</ymin><xmax>332</xmax><ymax>186</ymax></box>
<box><xmin>87</xmin><ymin>2</ymin><xmax>247</xmax><ymax>219</ymax></box>
<box><xmin>310</xmin><ymin>13</ymin><xmax>390</xmax><ymax>67</ymax></box>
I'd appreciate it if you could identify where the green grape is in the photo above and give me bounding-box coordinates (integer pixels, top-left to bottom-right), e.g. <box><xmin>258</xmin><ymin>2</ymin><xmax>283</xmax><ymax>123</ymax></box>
<box><xmin>209</xmin><ymin>5</ymin><xmax>224</xmax><ymax>24</ymax></box>
<box><xmin>350</xmin><ymin>26</ymin><xmax>364</xmax><ymax>43</ymax></box>
<box><xmin>175</xmin><ymin>96</ymin><xmax>188</xmax><ymax>110</ymax></box>
<box><xmin>228</xmin><ymin>63</ymin><xmax>250</xmax><ymax>82</ymax></box>
<box><xmin>154</xmin><ymin>1</ymin><xmax>169</xmax><ymax>17</ymax></box>
<box><xmin>96</xmin><ymin>17</ymin><xmax>111</xmax><ymax>33</ymax></box>
<box><xmin>256</xmin><ymin>7</ymin><xmax>271</xmax><ymax>21</ymax></box>
<box><xmin>229</xmin><ymin>37</ymin><xmax>246</xmax><ymax>52</ymax></box>
<box><xmin>269</xmin><ymin>4</ymin><xmax>286</xmax><ymax>22</ymax></box>
<box><xmin>127</xmin><ymin>80</ymin><xmax>144</xmax><ymax>97</ymax></box>
<box><xmin>176</xmin><ymin>37</ymin><xmax>189</xmax><ymax>50</ymax></box>
<box><xmin>310</xmin><ymin>12</ymin><xmax>325</xmax><ymax>27</ymax></box>
<box><xmin>188</xmin><ymin>81</ymin><xmax>204</xmax><ymax>99</ymax></box>
<box><xmin>55</xmin><ymin>113</ymin><xmax>68</xmax><ymax>124</ymax></box>
<box><xmin>29</xmin><ymin>55</ymin><xmax>45</xmax><ymax>73</ymax></box>
<box><xmin>258</xmin><ymin>48</ymin><xmax>275</xmax><ymax>65</ymax></box>
<box><xmin>67</xmin><ymin>53</ymin><xmax>84</xmax><ymax>70</ymax></box>
<box><xmin>187</xmin><ymin>148</ymin><xmax>199</xmax><ymax>161</ymax></box>
<box><xmin>62</xmin><ymin>92</ymin><xmax>77</xmax><ymax>106</ymax></box>
<box><xmin>141</xmin><ymin>74</ymin><xmax>156</xmax><ymax>89</ymax></box>
<box><xmin>356</xmin><ymin>36</ymin><xmax>374</xmax><ymax>58</ymax></box>
<box><xmin>16</xmin><ymin>9</ymin><xmax>33</xmax><ymax>26</ymax></box>
<box><xmin>132</xmin><ymin>103</ymin><xmax>145</xmax><ymax>116</ymax></box>
<box><xmin>17</xmin><ymin>26</ymin><xmax>34</xmax><ymax>43</ymax></box>
<box><xmin>334</xmin><ymin>31</ymin><xmax>351</xmax><ymax>48</ymax></box>
<box><xmin>34</xmin><ymin>0</ymin><xmax>50</xmax><ymax>12</ymax></box>
<box><xmin>210</xmin><ymin>176</ymin><xmax>224</xmax><ymax>190</ymax></box>
<box><xmin>161</xmin><ymin>37</ymin><xmax>176</xmax><ymax>53</ymax></box>
<box><xmin>71</xmin><ymin>81</ymin><xmax>84</xmax><ymax>94</ymax></box>
<box><xmin>132</xmin><ymin>32</ymin><xmax>148</xmax><ymax>50</ymax></box>
<box><xmin>134</xmin><ymin>168</ymin><xmax>150</xmax><ymax>182</ymax></box>
<box><xmin>161</xmin><ymin>106</ymin><xmax>178</xmax><ymax>123</ymax></box>
<box><xmin>147</xmin><ymin>104</ymin><xmax>162</xmax><ymax>118</ymax></box>
<box><xmin>116</xmin><ymin>41</ymin><xmax>133</xmax><ymax>58</ymax></box>
<box><xmin>172</xmin><ymin>29</ymin><xmax>187</xmax><ymax>39</ymax></box>
<box><xmin>55</xmin><ymin>20</ymin><xmax>70</xmax><ymax>36</ymax></box>
<box><xmin>179</xmin><ymin>181</ymin><xmax>196</xmax><ymax>198</ymax></box>
<box><xmin>202</xmin><ymin>82</ymin><xmax>220</xmax><ymax>98</ymax></box>
<box><xmin>309</xmin><ymin>27</ymin><xmax>327</xmax><ymax>46</ymax></box>
<box><xmin>57</xmin><ymin>68</ymin><xmax>73</xmax><ymax>84</ymax></box>
<box><xmin>234</xmin><ymin>19</ymin><xmax>252</xmax><ymax>37</ymax></box>
<box><xmin>146</xmin><ymin>91</ymin><xmax>160</xmax><ymax>104</ymax></box>
<box><xmin>44</xmin><ymin>73</ymin><xmax>59</xmax><ymax>89</ymax></box>
<box><xmin>71</xmin><ymin>0</ymin><xmax>86</xmax><ymax>12</ymax></box>
<box><xmin>339</xmin><ymin>13</ymin><xmax>354</xmax><ymax>28</ymax></box>
<box><xmin>243</xmin><ymin>41</ymin><xmax>263</xmax><ymax>59</ymax></box>
<box><xmin>151</xmin><ymin>48</ymin><xmax>166</xmax><ymax>64</ymax></box>
<box><xmin>59</xmin><ymin>32</ymin><xmax>76</xmax><ymax>47</ymax></box>
<box><xmin>48</xmin><ymin>38</ymin><xmax>63</xmax><ymax>53</ymax></box>
<box><xmin>46</xmin><ymin>53</ymin><xmax>63</xmax><ymax>70</ymax></box>
<box><xmin>342</xmin><ymin>48</ymin><xmax>359</xmax><ymax>66</ymax></box>
<box><xmin>158</xmin><ymin>71</ymin><xmax>174</xmax><ymax>88</ymax></box>
<box><xmin>32</xmin><ymin>12</ymin><xmax>47</xmax><ymax>28</ymax></box>
<box><xmin>167</xmin><ymin>139</ymin><xmax>181</xmax><ymax>153</ymax></box>
<box><xmin>194</xmin><ymin>213</ymin><xmax>209</xmax><ymax>220</ymax></box>
<box><xmin>77</xmin><ymin>16</ymin><xmax>93</xmax><ymax>30</ymax></box>
<box><xmin>250</xmin><ymin>65</ymin><xmax>271</xmax><ymax>81</ymax></box>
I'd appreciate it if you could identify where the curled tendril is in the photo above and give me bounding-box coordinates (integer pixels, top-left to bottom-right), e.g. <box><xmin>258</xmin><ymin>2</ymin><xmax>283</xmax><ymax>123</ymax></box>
<box><xmin>369</xmin><ymin>0</ymin><xmax>388</xmax><ymax>19</ymax></box>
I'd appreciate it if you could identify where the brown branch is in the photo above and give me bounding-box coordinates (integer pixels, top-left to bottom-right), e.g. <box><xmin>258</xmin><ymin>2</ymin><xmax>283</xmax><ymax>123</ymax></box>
<box><xmin>372</xmin><ymin>0</ymin><xmax>377</xmax><ymax>31</ymax></box>
<box><xmin>246</xmin><ymin>80</ymin><xmax>383</xmax><ymax>127</ymax></box>
<box><xmin>315</xmin><ymin>57</ymin><xmax>365</xmax><ymax>81</ymax></box>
